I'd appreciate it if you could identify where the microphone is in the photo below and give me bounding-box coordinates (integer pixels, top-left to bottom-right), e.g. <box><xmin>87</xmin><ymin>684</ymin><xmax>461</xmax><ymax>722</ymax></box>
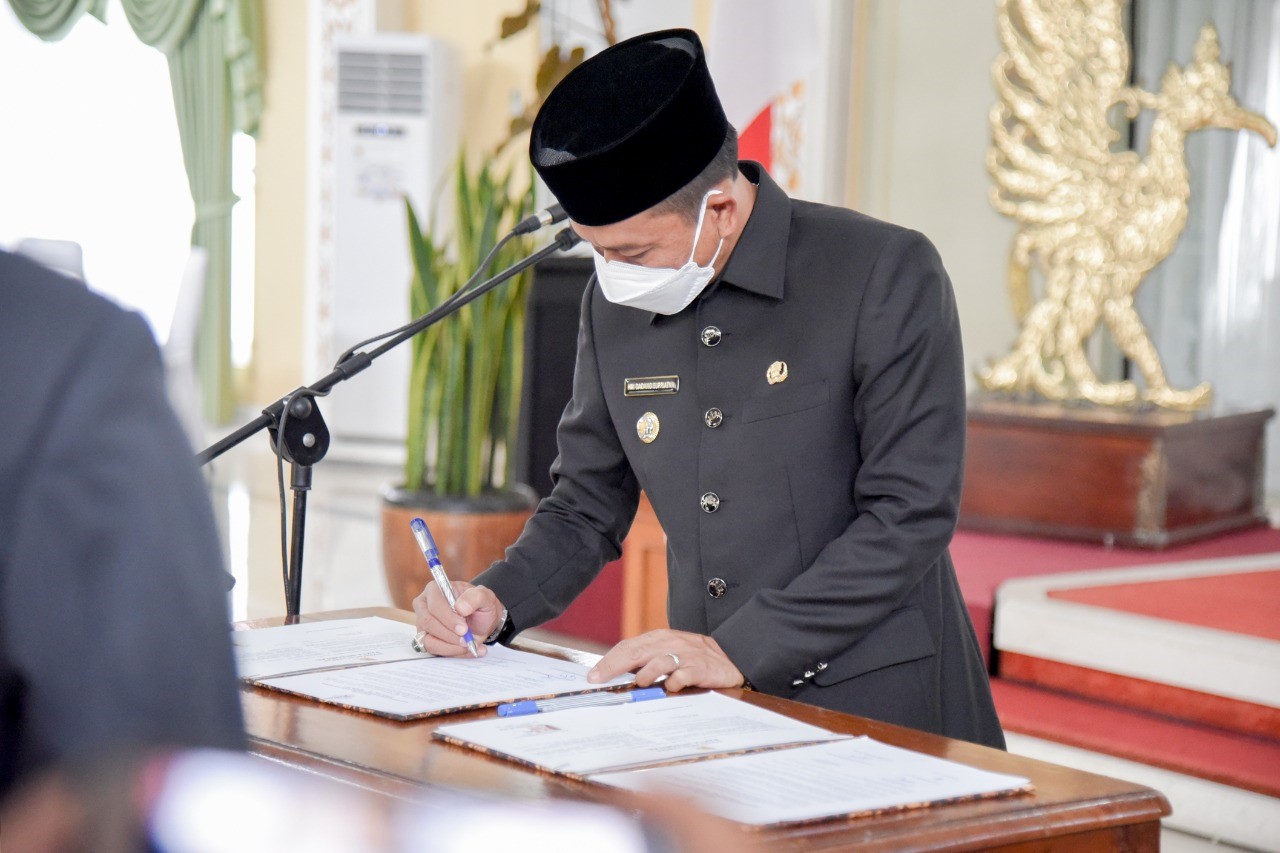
<box><xmin>513</xmin><ymin>203</ymin><xmax>568</xmax><ymax>235</ymax></box>
<box><xmin>552</xmin><ymin>226</ymin><xmax>582</xmax><ymax>251</ymax></box>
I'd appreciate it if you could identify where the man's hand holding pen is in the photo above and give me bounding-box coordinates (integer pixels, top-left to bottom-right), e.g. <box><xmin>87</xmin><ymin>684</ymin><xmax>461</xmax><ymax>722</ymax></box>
<box><xmin>408</xmin><ymin>517</ymin><xmax>504</xmax><ymax>658</ymax></box>
<box><xmin>412</xmin><ymin>580</ymin><xmax>505</xmax><ymax>657</ymax></box>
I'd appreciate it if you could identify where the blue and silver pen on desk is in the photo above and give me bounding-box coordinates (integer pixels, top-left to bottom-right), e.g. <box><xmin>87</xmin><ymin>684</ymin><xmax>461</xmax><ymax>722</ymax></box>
<box><xmin>410</xmin><ymin>517</ymin><xmax>479</xmax><ymax>658</ymax></box>
<box><xmin>496</xmin><ymin>687</ymin><xmax>667</xmax><ymax>717</ymax></box>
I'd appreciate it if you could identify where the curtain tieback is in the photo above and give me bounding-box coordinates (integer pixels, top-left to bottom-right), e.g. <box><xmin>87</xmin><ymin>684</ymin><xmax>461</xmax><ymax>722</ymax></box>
<box><xmin>194</xmin><ymin>195</ymin><xmax>239</xmax><ymax>222</ymax></box>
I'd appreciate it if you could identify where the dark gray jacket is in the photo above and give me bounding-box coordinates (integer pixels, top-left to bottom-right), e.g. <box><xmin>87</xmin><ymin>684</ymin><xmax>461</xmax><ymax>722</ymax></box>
<box><xmin>0</xmin><ymin>251</ymin><xmax>244</xmax><ymax>798</ymax></box>
<box><xmin>479</xmin><ymin>164</ymin><xmax>1004</xmax><ymax>748</ymax></box>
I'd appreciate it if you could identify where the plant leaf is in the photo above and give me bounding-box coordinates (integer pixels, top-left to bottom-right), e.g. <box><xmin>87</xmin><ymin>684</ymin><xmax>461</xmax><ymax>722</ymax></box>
<box><xmin>403</xmin><ymin>152</ymin><xmax>536</xmax><ymax>496</ymax></box>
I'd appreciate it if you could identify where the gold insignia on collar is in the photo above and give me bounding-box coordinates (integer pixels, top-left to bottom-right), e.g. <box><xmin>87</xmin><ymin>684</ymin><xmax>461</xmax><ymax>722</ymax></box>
<box><xmin>636</xmin><ymin>412</ymin><xmax>660</xmax><ymax>444</ymax></box>
<box><xmin>767</xmin><ymin>361</ymin><xmax>789</xmax><ymax>385</ymax></box>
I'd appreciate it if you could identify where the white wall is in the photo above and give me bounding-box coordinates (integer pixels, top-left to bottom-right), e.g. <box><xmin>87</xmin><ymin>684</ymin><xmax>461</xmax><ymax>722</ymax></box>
<box><xmin>851</xmin><ymin>1</ymin><xmax>1020</xmax><ymax>386</ymax></box>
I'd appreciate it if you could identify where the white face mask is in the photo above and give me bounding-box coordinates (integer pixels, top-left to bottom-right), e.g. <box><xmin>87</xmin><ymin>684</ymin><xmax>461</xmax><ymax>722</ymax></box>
<box><xmin>593</xmin><ymin>189</ymin><xmax>724</xmax><ymax>315</ymax></box>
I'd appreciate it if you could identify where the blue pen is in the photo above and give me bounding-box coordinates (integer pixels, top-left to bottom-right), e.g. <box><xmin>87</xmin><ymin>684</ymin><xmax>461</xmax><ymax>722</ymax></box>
<box><xmin>496</xmin><ymin>687</ymin><xmax>667</xmax><ymax>717</ymax></box>
<box><xmin>410</xmin><ymin>517</ymin><xmax>479</xmax><ymax>658</ymax></box>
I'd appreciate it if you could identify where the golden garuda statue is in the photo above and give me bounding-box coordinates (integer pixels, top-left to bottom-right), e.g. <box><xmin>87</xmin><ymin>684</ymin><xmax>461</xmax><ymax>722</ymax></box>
<box><xmin>980</xmin><ymin>0</ymin><xmax>1276</xmax><ymax>411</ymax></box>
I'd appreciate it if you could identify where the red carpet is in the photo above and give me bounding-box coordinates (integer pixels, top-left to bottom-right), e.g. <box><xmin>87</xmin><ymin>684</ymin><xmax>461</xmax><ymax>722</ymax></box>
<box><xmin>540</xmin><ymin>558</ymin><xmax>625</xmax><ymax>647</ymax></box>
<box><xmin>1047</xmin><ymin>569</ymin><xmax>1280</xmax><ymax>641</ymax></box>
<box><xmin>951</xmin><ymin>524</ymin><xmax>1280</xmax><ymax>665</ymax></box>
<box><xmin>992</xmin><ymin>679</ymin><xmax>1280</xmax><ymax>798</ymax></box>
<box><xmin>1000</xmin><ymin>652</ymin><xmax>1280</xmax><ymax>740</ymax></box>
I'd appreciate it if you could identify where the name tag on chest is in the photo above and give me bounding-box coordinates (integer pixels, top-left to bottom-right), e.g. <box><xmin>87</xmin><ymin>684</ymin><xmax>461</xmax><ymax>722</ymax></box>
<box><xmin>624</xmin><ymin>376</ymin><xmax>680</xmax><ymax>397</ymax></box>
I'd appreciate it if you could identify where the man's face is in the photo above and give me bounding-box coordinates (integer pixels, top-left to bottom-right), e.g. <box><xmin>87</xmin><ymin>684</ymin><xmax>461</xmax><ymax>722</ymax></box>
<box><xmin>571</xmin><ymin>186</ymin><xmax>731</xmax><ymax>270</ymax></box>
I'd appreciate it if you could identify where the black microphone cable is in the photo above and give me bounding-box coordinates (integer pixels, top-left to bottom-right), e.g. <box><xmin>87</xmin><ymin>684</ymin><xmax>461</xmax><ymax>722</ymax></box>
<box><xmin>273</xmin><ymin>386</ymin><xmax>331</xmax><ymax>598</ymax></box>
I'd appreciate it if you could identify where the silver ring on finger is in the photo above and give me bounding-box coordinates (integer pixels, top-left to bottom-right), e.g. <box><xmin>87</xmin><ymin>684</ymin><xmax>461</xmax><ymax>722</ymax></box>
<box><xmin>665</xmin><ymin>652</ymin><xmax>680</xmax><ymax>669</ymax></box>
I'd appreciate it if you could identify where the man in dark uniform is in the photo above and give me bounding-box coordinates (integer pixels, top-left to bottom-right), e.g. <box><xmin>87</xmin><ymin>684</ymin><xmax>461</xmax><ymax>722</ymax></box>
<box><xmin>414</xmin><ymin>29</ymin><xmax>1004</xmax><ymax>749</ymax></box>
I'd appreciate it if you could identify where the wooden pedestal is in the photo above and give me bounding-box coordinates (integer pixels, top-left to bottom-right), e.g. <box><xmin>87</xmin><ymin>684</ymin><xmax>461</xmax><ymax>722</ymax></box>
<box><xmin>960</xmin><ymin>400</ymin><xmax>1273</xmax><ymax>548</ymax></box>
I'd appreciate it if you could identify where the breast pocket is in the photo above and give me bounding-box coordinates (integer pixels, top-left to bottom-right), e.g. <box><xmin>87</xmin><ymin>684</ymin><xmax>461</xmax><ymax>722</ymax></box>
<box><xmin>742</xmin><ymin>379</ymin><xmax>830</xmax><ymax>424</ymax></box>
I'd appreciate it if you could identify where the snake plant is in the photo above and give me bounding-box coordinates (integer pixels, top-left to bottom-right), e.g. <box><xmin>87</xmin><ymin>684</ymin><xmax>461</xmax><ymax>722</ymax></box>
<box><xmin>403</xmin><ymin>158</ymin><xmax>535</xmax><ymax>497</ymax></box>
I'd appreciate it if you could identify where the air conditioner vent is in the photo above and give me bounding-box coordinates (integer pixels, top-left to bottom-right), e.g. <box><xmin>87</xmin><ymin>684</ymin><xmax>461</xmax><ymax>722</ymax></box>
<box><xmin>337</xmin><ymin>50</ymin><xmax>426</xmax><ymax>115</ymax></box>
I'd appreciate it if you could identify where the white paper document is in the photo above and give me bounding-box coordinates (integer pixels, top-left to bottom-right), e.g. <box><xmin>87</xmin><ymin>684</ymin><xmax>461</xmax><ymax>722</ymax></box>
<box><xmin>592</xmin><ymin>736</ymin><xmax>1033</xmax><ymax>826</ymax></box>
<box><xmin>257</xmin><ymin>643</ymin><xmax>634</xmax><ymax>719</ymax></box>
<box><xmin>233</xmin><ymin>617</ymin><xmax>421</xmax><ymax>678</ymax></box>
<box><xmin>434</xmin><ymin>692</ymin><xmax>848</xmax><ymax>776</ymax></box>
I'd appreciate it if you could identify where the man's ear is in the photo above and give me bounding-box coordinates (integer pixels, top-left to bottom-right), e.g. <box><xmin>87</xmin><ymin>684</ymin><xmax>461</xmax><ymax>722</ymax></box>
<box><xmin>707</xmin><ymin>179</ymin><xmax>738</xmax><ymax>236</ymax></box>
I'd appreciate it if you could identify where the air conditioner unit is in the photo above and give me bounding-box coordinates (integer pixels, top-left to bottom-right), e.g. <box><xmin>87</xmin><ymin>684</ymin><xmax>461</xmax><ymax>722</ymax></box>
<box><xmin>327</xmin><ymin>33</ymin><xmax>460</xmax><ymax>454</ymax></box>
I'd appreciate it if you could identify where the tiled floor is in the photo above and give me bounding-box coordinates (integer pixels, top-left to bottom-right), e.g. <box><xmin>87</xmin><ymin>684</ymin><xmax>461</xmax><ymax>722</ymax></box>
<box><xmin>202</xmin><ymin>430</ymin><xmax>1270</xmax><ymax>851</ymax></box>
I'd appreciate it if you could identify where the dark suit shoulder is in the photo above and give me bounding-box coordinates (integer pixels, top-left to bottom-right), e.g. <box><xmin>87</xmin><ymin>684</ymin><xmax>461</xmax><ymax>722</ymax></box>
<box><xmin>0</xmin><ymin>252</ymin><xmax>163</xmax><ymax>510</ymax></box>
<box><xmin>789</xmin><ymin>199</ymin><xmax>934</xmax><ymax>259</ymax></box>
<box><xmin>784</xmin><ymin>203</ymin><xmax>946</xmax><ymax>317</ymax></box>
<box><xmin>0</xmin><ymin>251</ymin><xmax>159</xmax><ymax>396</ymax></box>
<box><xmin>0</xmin><ymin>251</ymin><xmax>129</xmax><ymax>344</ymax></box>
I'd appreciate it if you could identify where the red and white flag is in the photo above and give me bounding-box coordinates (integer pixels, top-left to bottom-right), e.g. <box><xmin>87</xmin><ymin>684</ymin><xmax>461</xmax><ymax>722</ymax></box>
<box><xmin>708</xmin><ymin>0</ymin><xmax>818</xmax><ymax>191</ymax></box>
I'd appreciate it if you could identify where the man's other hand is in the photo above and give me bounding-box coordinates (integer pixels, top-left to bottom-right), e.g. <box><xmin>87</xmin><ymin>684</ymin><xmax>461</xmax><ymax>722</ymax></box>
<box><xmin>588</xmin><ymin>629</ymin><xmax>744</xmax><ymax>692</ymax></box>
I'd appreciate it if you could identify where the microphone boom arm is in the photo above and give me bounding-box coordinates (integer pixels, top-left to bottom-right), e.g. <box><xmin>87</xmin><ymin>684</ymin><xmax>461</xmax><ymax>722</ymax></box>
<box><xmin>197</xmin><ymin>226</ymin><xmax>580</xmax><ymax>466</ymax></box>
<box><xmin>195</xmin><ymin>225</ymin><xmax>581</xmax><ymax>618</ymax></box>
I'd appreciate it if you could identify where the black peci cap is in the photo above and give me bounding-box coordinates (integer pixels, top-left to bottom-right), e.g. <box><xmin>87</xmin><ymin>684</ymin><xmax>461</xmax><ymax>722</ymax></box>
<box><xmin>529</xmin><ymin>28</ymin><xmax>729</xmax><ymax>226</ymax></box>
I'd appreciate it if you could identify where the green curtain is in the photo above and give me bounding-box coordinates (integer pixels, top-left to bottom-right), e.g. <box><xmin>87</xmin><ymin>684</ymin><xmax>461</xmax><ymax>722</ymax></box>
<box><xmin>117</xmin><ymin>0</ymin><xmax>199</xmax><ymax>52</ymax></box>
<box><xmin>222</xmin><ymin>0</ymin><xmax>263</xmax><ymax>138</ymax></box>
<box><xmin>5</xmin><ymin>0</ymin><xmax>264</xmax><ymax>423</ymax></box>
<box><xmin>164</xmin><ymin>0</ymin><xmax>236</xmax><ymax>422</ymax></box>
<box><xmin>5</xmin><ymin>0</ymin><xmax>104</xmax><ymax>40</ymax></box>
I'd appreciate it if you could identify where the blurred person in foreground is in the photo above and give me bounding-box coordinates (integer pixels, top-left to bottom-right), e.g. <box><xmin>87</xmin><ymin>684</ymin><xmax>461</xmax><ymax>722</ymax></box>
<box><xmin>2</xmin><ymin>748</ymin><xmax>755</xmax><ymax>853</ymax></box>
<box><xmin>0</xmin><ymin>249</ymin><xmax>243</xmax><ymax>802</ymax></box>
<box><xmin>414</xmin><ymin>29</ymin><xmax>1003</xmax><ymax>749</ymax></box>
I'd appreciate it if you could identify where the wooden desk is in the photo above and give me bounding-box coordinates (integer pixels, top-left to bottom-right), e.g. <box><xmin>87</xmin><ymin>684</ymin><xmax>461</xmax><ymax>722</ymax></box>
<box><xmin>239</xmin><ymin>608</ymin><xmax>1170</xmax><ymax>851</ymax></box>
